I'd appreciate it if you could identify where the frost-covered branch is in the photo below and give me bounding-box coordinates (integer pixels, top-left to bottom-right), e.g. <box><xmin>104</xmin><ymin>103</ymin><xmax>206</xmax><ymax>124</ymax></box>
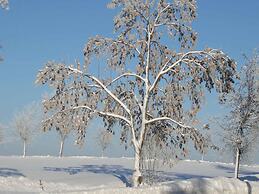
<box><xmin>68</xmin><ymin>66</ymin><xmax>131</xmax><ymax>115</ymax></box>
<box><xmin>146</xmin><ymin>116</ymin><xmax>191</xmax><ymax>129</ymax></box>
<box><xmin>106</xmin><ymin>72</ymin><xmax>145</xmax><ymax>87</ymax></box>
<box><xmin>113</xmin><ymin>40</ymin><xmax>141</xmax><ymax>55</ymax></box>
<box><xmin>43</xmin><ymin>104</ymin><xmax>131</xmax><ymax>127</ymax></box>
<box><xmin>149</xmin><ymin>50</ymin><xmax>230</xmax><ymax>93</ymax></box>
<box><xmin>154</xmin><ymin>4</ymin><xmax>172</xmax><ymax>27</ymax></box>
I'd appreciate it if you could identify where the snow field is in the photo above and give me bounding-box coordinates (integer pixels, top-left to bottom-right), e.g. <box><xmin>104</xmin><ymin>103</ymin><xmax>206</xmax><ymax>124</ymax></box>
<box><xmin>0</xmin><ymin>156</ymin><xmax>258</xmax><ymax>193</ymax></box>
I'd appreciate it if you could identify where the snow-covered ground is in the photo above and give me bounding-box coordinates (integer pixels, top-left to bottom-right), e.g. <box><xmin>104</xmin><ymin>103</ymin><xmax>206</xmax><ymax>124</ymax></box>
<box><xmin>0</xmin><ymin>156</ymin><xmax>258</xmax><ymax>193</ymax></box>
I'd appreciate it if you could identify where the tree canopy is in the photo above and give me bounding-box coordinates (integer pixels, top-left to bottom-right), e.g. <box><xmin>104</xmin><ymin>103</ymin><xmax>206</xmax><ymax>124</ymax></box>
<box><xmin>36</xmin><ymin>0</ymin><xmax>237</xmax><ymax>186</ymax></box>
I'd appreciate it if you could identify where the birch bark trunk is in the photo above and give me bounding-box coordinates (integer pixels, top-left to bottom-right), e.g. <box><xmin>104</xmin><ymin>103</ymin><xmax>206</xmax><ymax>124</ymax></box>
<box><xmin>59</xmin><ymin>139</ymin><xmax>64</xmax><ymax>157</ymax></box>
<box><xmin>133</xmin><ymin>146</ymin><xmax>142</xmax><ymax>187</ymax></box>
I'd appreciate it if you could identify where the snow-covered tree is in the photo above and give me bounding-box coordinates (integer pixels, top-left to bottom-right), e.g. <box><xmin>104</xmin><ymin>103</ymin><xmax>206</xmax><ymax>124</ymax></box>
<box><xmin>40</xmin><ymin>91</ymin><xmax>80</xmax><ymax>157</ymax></box>
<box><xmin>36</xmin><ymin>0</ymin><xmax>237</xmax><ymax>186</ymax></box>
<box><xmin>42</xmin><ymin>93</ymin><xmax>73</xmax><ymax>157</ymax></box>
<box><xmin>220</xmin><ymin>53</ymin><xmax>259</xmax><ymax>178</ymax></box>
<box><xmin>96</xmin><ymin>128</ymin><xmax>113</xmax><ymax>157</ymax></box>
<box><xmin>12</xmin><ymin>102</ymin><xmax>41</xmax><ymax>157</ymax></box>
<box><xmin>56</xmin><ymin>126</ymin><xmax>70</xmax><ymax>157</ymax></box>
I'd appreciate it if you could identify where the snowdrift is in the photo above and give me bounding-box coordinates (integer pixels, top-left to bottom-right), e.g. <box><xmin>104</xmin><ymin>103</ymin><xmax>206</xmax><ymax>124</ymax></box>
<box><xmin>84</xmin><ymin>177</ymin><xmax>259</xmax><ymax>194</ymax></box>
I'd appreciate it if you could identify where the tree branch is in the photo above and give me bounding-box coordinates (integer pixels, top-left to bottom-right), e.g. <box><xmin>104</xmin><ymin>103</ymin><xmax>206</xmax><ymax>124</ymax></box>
<box><xmin>66</xmin><ymin>67</ymin><xmax>139</xmax><ymax>146</ymax></box>
<box><xmin>154</xmin><ymin>22</ymin><xmax>177</xmax><ymax>28</ymax></box>
<box><xmin>127</xmin><ymin>0</ymin><xmax>149</xmax><ymax>23</ymax></box>
<box><xmin>154</xmin><ymin>4</ymin><xmax>172</xmax><ymax>27</ymax></box>
<box><xmin>113</xmin><ymin>39</ymin><xmax>141</xmax><ymax>55</ymax></box>
<box><xmin>106</xmin><ymin>72</ymin><xmax>145</xmax><ymax>87</ymax></box>
<box><xmin>42</xmin><ymin>105</ymin><xmax>131</xmax><ymax>127</ymax></box>
<box><xmin>149</xmin><ymin>50</ymin><xmax>213</xmax><ymax>93</ymax></box>
<box><xmin>146</xmin><ymin>116</ymin><xmax>193</xmax><ymax>130</ymax></box>
<box><xmin>68</xmin><ymin>67</ymin><xmax>132</xmax><ymax>116</ymax></box>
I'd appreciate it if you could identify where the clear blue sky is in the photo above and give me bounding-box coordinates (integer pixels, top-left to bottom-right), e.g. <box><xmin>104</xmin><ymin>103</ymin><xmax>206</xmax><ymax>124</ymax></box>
<box><xmin>0</xmin><ymin>0</ymin><xmax>258</xmax><ymax>162</ymax></box>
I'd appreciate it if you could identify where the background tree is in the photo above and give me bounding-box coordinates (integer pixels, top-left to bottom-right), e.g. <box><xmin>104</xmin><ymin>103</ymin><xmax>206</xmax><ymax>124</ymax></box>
<box><xmin>42</xmin><ymin>95</ymin><xmax>73</xmax><ymax>157</ymax></box>
<box><xmin>12</xmin><ymin>102</ymin><xmax>41</xmax><ymax>157</ymax></box>
<box><xmin>36</xmin><ymin>0</ymin><xmax>237</xmax><ymax>186</ymax></box>
<box><xmin>40</xmin><ymin>89</ymin><xmax>84</xmax><ymax>157</ymax></box>
<box><xmin>96</xmin><ymin>128</ymin><xmax>113</xmax><ymax>157</ymax></box>
<box><xmin>56</xmin><ymin>126</ymin><xmax>71</xmax><ymax>157</ymax></box>
<box><xmin>219</xmin><ymin>52</ymin><xmax>259</xmax><ymax>178</ymax></box>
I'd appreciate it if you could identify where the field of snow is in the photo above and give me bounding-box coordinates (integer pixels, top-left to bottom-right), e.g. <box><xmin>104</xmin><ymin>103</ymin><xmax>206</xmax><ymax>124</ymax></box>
<box><xmin>0</xmin><ymin>156</ymin><xmax>259</xmax><ymax>193</ymax></box>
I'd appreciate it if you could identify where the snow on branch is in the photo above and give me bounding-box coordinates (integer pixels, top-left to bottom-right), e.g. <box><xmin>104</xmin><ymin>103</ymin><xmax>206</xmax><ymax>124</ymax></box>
<box><xmin>68</xmin><ymin>66</ymin><xmax>131</xmax><ymax>116</ymax></box>
<box><xmin>42</xmin><ymin>105</ymin><xmax>131</xmax><ymax>127</ymax></box>
<box><xmin>146</xmin><ymin>116</ymin><xmax>194</xmax><ymax>131</ymax></box>
<box><xmin>106</xmin><ymin>72</ymin><xmax>145</xmax><ymax>87</ymax></box>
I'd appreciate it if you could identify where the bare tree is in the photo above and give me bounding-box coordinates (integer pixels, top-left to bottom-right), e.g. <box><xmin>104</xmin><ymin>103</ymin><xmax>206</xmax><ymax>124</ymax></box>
<box><xmin>219</xmin><ymin>53</ymin><xmax>259</xmax><ymax>178</ymax></box>
<box><xmin>96</xmin><ymin>128</ymin><xmax>113</xmax><ymax>157</ymax></box>
<box><xmin>12</xmin><ymin>102</ymin><xmax>41</xmax><ymax>157</ymax></box>
<box><xmin>36</xmin><ymin>0</ymin><xmax>237</xmax><ymax>186</ymax></box>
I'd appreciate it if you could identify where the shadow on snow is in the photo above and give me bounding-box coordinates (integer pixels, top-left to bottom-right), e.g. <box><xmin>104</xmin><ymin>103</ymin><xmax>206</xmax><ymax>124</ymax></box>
<box><xmin>215</xmin><ymin>164</ymin><xmax>259</xmax><ymax>181</ymax></box>
<box><xmin>43</xmin><ymin>164</ymin><xmax>214</xmax><ymax>187</ymax></box>
<box><xmin>43</xmin><ymin>164</ymin><xmax>133</xmax><ymax>187</ymax></box>
<box><xmin>0</xmin><ymin>168</ymin><xmax>25</xmax><ymax>177</ymax></box>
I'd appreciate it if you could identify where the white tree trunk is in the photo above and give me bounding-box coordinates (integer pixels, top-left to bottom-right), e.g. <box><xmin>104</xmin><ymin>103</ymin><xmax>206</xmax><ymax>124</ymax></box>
<box><xmin>234</xmin><ymin>147</ymin><xmax>240</xmax><ymax>178</ymax></box>
<box><xmin>59</xmin><ymin>139</ymin><xmax>64</xmax><ymax>157</ymax></box>
<box><xmin>23</xmin><ymin>141</ymin><xmax>26</xmax><ymax>157</ymax></box>
<box><xmin>133</xmin><ymin>147</ymin><xmax>142</xmax><ymax>187</ymax></box>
